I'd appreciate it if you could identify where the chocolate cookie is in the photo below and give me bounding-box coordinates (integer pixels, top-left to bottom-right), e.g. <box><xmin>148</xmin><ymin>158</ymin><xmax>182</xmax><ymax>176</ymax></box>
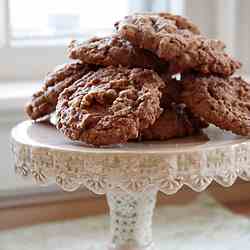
<box><xmin>141</xmin><ymin>104</ymin><xmax>207</xmax><ymax>140</ymax></box>
<box><xmin>168</xmin><ymin>38</ymin><xmax>241</xmax><ymax>76</ymax></box>
<box><xmin>25</xmin><ymin>61</ymin><xmax>96</xmax><ymax>120</ymax></box>
<box><xmin>138</xmin><ymin>12</ymin><xmax>200</xmax><ymax>34</ymax></box>
<box><xmin>116</xmin><ymin>13</ymin><xmax>240</xmax><ymax>76</ymax></box>
<box><xmin>181</xmin><ymin>74</ymin><xmax>250</xmax><ymax>136</ymax></box>
<box><xmin>56</xmin><ymin>66</ymin><xmax>164</xmax><ymax>146</ymax></box>
<box><xmin>116</xmin><ymin>13</ymin><xmax>201</xmax><ymax>61</ymax></box>
<box><xmin>68</xmin><ymin>35</ymin><xmax>166</xmax><ymax>70</ymax></box>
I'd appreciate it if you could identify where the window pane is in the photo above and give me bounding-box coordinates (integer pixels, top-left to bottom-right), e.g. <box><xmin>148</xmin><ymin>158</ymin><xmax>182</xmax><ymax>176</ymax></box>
<box><xmin>9</xmin><ymin>0</ymin><xmax>129</xmax><ymax>42</ymax></box>
<box><xmin>8</xmin><ymin>0</ymin><xmax>185</xmax><ymax>46</ymax></box>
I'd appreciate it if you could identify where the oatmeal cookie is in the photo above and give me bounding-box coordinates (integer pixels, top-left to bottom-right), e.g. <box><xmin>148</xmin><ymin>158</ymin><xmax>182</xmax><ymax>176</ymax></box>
<box><xmin>56</xmin><ymin>66</ymin><xmax>164</xmax><ymax>146</ymax></box>
<box><xmin>168</xmin><ymin>38</ymin><xmax>241</xmax><ymax>76</ymax></box>
<box><xmin>140</xmin><ymin>12</ymin><xmax>201</xmax><ymax>34</ymax></box>
<box><xmin>68</xmin><ymin>35</ymin><xmax>166</xmax><ymax>70</ymax></box>
<box><xmin>116</xmin><ymin>13</ymin><xmax>240</xmax><ymax>76</ymax></box>
<box><xmin>25</xmin><ymin>61</ymin><xmax>96</xmax><ymax>120</ymax></box>
<box><xmin>115</xmin><ymin>13</ymin><xmax>201</xmax><ymax>61</ymax></box>
<box><xmin>181</xmin><ymin>74</ymin><xmax>250</xmax><ymax>136</ymax></box>
<box><xmin>141</xmin><ymin>104</ymin><xmax>207</xmax><ymax>140</ymax></box>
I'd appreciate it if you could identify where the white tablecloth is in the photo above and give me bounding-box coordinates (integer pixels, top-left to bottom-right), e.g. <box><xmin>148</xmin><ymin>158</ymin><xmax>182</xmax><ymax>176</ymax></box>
<box><xmin>1</xmin><ymin>194</ymin><xmax>250</xmax><ymax>250</ymax></box>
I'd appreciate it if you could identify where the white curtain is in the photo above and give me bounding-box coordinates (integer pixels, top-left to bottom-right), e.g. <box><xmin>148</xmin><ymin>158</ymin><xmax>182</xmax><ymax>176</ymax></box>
<box><xmin>186</xmin><ymin>0</ymin><xmax>248</xmax><ymax>75</ymax></box>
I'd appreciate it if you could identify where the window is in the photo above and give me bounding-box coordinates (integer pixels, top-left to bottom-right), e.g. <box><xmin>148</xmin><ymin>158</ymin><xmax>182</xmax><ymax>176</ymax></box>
<box><xmin>7</xmin><ymin>0</ymin><xmax>185</xmax><ymax>47</ymax></box>
<box><xmin>0</xmin><ymin>0</ymin><xmax>131</xmax><ymax>81</ymax></box>
<box><xmin>9</xmin><ymin>0</ymin><xmax>129</xmax><ymax>46</ymax></box>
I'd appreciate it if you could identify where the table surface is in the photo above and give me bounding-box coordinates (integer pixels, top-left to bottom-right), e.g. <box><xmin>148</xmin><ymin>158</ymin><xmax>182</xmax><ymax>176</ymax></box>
<box><xmin>1</xmin><ymin>194</ymin><xmax>250</xmax><ymax>250</ymax></box>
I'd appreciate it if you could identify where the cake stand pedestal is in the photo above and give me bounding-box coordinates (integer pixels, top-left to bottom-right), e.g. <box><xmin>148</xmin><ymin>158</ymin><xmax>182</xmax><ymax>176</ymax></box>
<box><xmin>11</xmin><ymin>121</ymin><xmax>250</xmax><ymax>250</ymax></box>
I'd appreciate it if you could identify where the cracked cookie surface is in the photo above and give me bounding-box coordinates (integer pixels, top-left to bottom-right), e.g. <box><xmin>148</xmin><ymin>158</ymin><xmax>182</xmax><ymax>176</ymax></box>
<box><xmin>168</xmin><ymin>38</ymin><xmax>241</xmax><ymax>76</ymax></box>
<box><xmin>181</xmin><ymin>74</ymin><xmax>250</xmax><ymax>136</ymax></box>
<box><xmin>56</xmin><ymin>66</ymin><xmax>164</xmax><ymax>146</ymax></box>
<box><xmin>116</xmin><ymin>13</ymin><xmax>240</xmax><ymax>76</ymax></box>
<box><xmin>116</xmin><ymin>13</ymin><xmax>200</xmax><ymax>61</ymax></box>
<box><xmin>26</xmin><ymin>61</ymin><xmax>96</xmax><ymax>120</ymax></box>
<box><xmin>68</xmin><ymin>35</ymin><xmax>167</xmax><ymax>71</ymax></box>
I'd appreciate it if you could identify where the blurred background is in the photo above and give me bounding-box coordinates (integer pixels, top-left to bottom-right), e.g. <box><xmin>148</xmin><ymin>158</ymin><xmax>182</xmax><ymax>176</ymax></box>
<box><xmin>0</xmin><ymin>0</ymin><xmax>250</xmax><ymax>216</ymax></box>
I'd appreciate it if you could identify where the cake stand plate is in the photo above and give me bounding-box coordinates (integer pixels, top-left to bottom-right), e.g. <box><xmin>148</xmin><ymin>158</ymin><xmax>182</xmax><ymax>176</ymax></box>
<box><xmin>11</xmin><ymin>121</ymin><xmax>250</xmax><ymax>250</ymax></box>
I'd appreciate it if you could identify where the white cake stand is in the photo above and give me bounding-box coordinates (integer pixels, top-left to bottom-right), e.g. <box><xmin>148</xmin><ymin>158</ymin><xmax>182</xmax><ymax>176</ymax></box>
<box><xmin>11</xmin><ymin>121</ymin><xmax>250</xmax><ymax>250</ymax></box>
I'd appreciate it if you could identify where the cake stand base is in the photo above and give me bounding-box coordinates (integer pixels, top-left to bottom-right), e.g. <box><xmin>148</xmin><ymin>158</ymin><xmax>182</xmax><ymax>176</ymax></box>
<box><xmin>107</xmin><ymin>188</ymin><xmax>157</xmax><ymax>250</ymax></box>
<box><xmin>11</xmin><ymin>122</ymin><xmax>250</xmax><ymax>250</ymax></box>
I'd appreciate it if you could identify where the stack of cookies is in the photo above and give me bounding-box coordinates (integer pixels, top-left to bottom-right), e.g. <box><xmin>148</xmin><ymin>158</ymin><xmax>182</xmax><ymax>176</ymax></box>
<box><xmin>26</xmin><ymin>13</ymin><xmax>250</xmax><ymax>146</ymax></box>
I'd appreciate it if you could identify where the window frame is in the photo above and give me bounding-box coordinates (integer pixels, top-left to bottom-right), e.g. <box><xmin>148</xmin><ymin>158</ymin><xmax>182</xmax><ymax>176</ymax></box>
<box><xmin>0</xmin><ymin>0</ymin><xmax>75</xmax><ymax>81</ymax></box>
<box><xmin>0</xmin><ymin>0</ymin><xmax>9</xmax><ymax>48</ymax></box>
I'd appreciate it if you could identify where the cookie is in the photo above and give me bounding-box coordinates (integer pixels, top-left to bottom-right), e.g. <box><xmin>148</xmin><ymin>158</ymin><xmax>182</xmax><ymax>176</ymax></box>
<box><xmin>56</xmin><ymin>66</ymin><xmax>164</xmax><ymax>146</ymax></box>
<box><xmin>25</xmin><ymin>61</ymin><xmax>96</xmax><ymax>120</ymax></box>
<box><xmin>138</xmin><ymin>12</ymin><xmax>200</xmax><ymax>34</ymax></box>
<box><xmin>181</xmin><ymin>74</ymin><xmax>250</xmax><ymax>136</ymax></box>
<box><xmin>68</xmin><ymin>35</ymin><xmax>167</xmax><ymax>71</ymax></box>
<box><xmin>168</xmin><ymin>38</ymin><xmax>241</xmax><ymax>76</ymax></box>
<box><xmin>141</xmin><ymin>104</ymin><xmax>207</xmax><ymax>140</ymax></box>
<box><xmin>115</xmin><ymin>13</ymin><xmax>201</xmax><ymax>61</ymax></box>
<box><xmin>116</xmin><ymin>13</ymin><xmax>240</xmax><ymax>76</ymax></box>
